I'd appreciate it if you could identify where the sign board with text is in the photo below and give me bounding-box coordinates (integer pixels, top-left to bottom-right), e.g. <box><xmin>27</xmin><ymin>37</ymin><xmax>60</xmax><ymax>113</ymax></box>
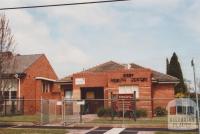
<box><xmin>112</xmin><ymin>94</ymin><xmax>136</xmax><ymax>111</ymax></box>
<box><xmin>75</xmin><ymin>78</ymin><xmax>85</xmax><ymax>85</ymax></box>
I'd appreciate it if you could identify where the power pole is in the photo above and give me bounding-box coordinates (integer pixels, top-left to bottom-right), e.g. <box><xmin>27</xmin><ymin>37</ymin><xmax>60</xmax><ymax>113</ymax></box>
<box><xmin>191</xmin><ymin>59</ymin><xmax>200</xmax><ymax>134</ymax></box>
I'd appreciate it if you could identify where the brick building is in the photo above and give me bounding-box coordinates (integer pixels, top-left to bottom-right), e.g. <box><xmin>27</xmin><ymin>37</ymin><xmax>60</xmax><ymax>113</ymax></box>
<box><xmin>0</xmin><ymin>52</ymin><xmax>60</xmax><ymax>114</ymax></box>
<box><xmin>58</xmin><ymin>61</ymin><xmax>179</xmax><ymax>117</ymax></box>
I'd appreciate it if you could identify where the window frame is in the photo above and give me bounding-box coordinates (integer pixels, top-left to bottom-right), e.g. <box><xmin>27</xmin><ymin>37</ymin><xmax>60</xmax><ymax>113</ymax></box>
<box><xmin>42</xmin><ymin>80</ymin><xmax>52</xmax><ymax>93</ymax></box>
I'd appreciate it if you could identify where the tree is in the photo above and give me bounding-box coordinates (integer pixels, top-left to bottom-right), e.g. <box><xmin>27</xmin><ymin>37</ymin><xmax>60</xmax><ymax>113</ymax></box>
<box><xmin>167</xmin><ymin>52</ymin><xmax>187</xmax><ymax>94</ymax></box>
<box><xmin>0</xmin><ymin>13</ymin><xmax>15</xmax><ymax>100</ymax></box>
<box><xmin>166</xmin><ymin>58</ymin><xmax>169</xmax><ymax>74</ymax></box>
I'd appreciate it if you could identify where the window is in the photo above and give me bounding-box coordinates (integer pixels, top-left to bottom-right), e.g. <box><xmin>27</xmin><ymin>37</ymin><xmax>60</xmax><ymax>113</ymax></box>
<box><xmin>118</xmin><ymin>86</ymin><xmax>139</xmax><ymax>98</ymax></box>
<box><xmin>11</xmin><ymin>91</ymin><xmax>17</xmax><ymax>99</ymax></box>
<box><xmin>1</xmin><ymin>91</ymin><xmax>17</xmax><ymax>99</ymax></box>
<box><xmin>42</xmin><ymin>81</ymin><xmax>52</xmax><ymax>93</ymax></box>
<box><xmin>65</xmin><ymin>90</ymin><xmax>72</xmax><ymax>99</ymax></box>
<box><xmin>4</xmin><ymin>91</ymin><xmax>9</xmax><ymax>99</ymax></box>
<box><xmin>0</xmin><ymin>79</ymin><xmax>18</xmax><ymax>91</ymax></box>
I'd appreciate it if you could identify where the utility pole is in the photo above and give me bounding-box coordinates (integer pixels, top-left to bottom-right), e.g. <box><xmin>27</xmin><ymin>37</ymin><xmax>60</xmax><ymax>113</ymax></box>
<box><xmin>191</xmin><ymin>59</ymin><xmax>200</xmax><ymax>134</ymax></box>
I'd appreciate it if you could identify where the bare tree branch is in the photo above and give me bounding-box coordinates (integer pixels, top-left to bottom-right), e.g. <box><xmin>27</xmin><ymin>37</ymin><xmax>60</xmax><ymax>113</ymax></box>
<box><xmin>0</xmin><ymin>13</ymin><xmax>15</xmax><ymax>99</ymax></box>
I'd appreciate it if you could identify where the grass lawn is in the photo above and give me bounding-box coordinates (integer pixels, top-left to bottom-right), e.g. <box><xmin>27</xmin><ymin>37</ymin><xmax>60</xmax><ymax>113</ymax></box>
<box><xmin>0</xmin><ymin>115</ymin><xmax>40</xmax><ymax>122</ymax></box>
<box><xmin>155</xmin><ymin>132</ymin><xmax>197</xmax><ymax>134</ymax></box>
<box><xmin>89</xmin><ymin>117</ymin><xmax>167</xmax><ymax>125</ymax></box>
<box><xmin>0</xmin><ymin>128</ymin><xmax>67</xmax><ymax>134</ymax></box>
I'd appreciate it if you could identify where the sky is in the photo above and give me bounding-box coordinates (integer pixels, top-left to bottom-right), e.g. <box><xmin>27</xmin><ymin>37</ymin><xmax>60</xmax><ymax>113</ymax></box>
<box><xmin>0</xmin><ymin>0</ymin><xmax>200</xmax><ymax>83</ymax></box>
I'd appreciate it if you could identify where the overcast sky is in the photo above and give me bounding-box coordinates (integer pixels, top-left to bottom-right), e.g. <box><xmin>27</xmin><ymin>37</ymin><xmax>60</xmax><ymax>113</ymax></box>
<box><xmin>1</xmin><ymin>0</ymin><xmax>200</xmax><ymax>82</ymax></box>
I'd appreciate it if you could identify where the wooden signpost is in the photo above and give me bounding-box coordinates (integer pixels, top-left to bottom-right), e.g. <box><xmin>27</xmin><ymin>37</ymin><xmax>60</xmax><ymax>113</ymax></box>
<box><xmin>111</xmin><ymin>91</ymin><xmax>136</xmax><ymax>121</ymax></box>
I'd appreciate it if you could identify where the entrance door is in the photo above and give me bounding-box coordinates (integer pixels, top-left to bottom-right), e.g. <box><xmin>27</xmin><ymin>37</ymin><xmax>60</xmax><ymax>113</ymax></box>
<box><xmin>86</xmin><ymin>91</ymin><xmax>96</xmax><ymax>114</ymax></box>
<box><xmin>65</xmin><ymin>90</ymin><xmax>72</xmax><ymax>99</ymax></box>
<box><xmin>81</xmin><ymin>87</ymin><xmax>104</xmax><ymax>114</ymax></box>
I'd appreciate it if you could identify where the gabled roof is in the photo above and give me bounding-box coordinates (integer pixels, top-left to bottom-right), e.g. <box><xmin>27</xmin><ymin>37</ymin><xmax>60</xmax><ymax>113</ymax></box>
<box><xmin>3</xmin><ymin>54</ymin><xmax>43</xmax><ymax>74</ymax></box>
<box><xmin>85</xmin><ymin>61</ymin><xmax>124</xmax><ymax>72</ymax></box>
<box><xmin>59</xmin><ymin>60</ymin><xmax>179</xmax><ymax>83</ymax></box>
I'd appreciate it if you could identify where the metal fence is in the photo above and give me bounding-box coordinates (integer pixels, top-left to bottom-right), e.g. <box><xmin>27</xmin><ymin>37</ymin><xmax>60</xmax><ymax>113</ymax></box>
<box><xmin>0</xmin><ymin>97</ymin><xmax>199</xmax><ymax>132</ymax></box>
<box><xmin>0</xmin><ymin>97</ymin><xmax>24</xmax><ymax>116</ymax></box>
<box><xmin>41</xmin><ymin>99</ymin><xmax>62</xmax><ymax>125</ymax></box>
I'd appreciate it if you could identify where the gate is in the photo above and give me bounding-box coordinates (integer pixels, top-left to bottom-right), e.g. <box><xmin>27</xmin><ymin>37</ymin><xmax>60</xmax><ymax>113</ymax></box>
<box><xmin>41</xmin><ymin>99</ymin><xmax>62</xmax><ymax>125</ymax></box>
<box><xmin>63</xmin><ymin>99</ymin><xmax>84</xmax><ymax>125</ymax></box>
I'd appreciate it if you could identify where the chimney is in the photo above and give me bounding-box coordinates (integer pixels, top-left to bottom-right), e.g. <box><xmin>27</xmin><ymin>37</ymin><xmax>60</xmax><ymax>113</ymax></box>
<box><xmin>127</xmin><ymin>64</ymin><xmax>131</xmax><ymax>69</ymax></box>
<box><xmin>124</xmin><ymin>64</ymin><xmax>131</xmax><ymax>69</ymax></box>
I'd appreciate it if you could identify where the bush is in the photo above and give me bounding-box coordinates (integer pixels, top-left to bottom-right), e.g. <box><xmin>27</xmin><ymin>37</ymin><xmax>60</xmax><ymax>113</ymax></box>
<box><xmin>135</xmin><ymin>109</ymin><xmax>147</xmax><ymax>118</ymax></box>
<box><xmin>124</xmin><ymin>110</ymin><xmax>136</xmax><ymax>119</ymax></box>
<box><xmin>97</xmin><ymin>107</ymin><xmax>116</xmax><ymax>118</ymax></box>
<box><xmin>117</xmin><ymin>111</ymin><xmax>123</xmax><ymax>117</ymax></box>
<box><xmin>154</xmin><ymin>107</ymin><xmax>167</xmax><ymax>117</ymax></box>
<box><xmin>97</xmin><ymin>107</ymin><xmax>105</xmax><ymax>117</ymax></box>
<box><xmin>116</xmin><ymin>109</ymin><xmax>147</xmax><ymax>118</ymax></box>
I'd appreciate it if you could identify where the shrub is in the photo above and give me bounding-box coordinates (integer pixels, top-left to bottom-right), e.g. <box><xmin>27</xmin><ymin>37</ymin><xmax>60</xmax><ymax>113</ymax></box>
<box><xmin>154</xmin><ymin>107</ymin><xmax>167</xmax><ymax>117</ymax></box>
<box><xmin>117</xmin><ymin>111</ymin><xmax>123</xmax><ymax>117</ymax></box>
<box><xmin>104</xmin><ymin>107</ymin><xmax>112</xmax><ymax>117</ymax></box>
<box><xmin>135</xmin><ymin>109</ymin><xmax>147</xmax><ymax>118</ymax></box>
<box><xmin>124</xmin><ymin>110</ymin><xmax>136</xmax><ymax>119</ymax></box>
<box><xmin>97</xmin><ymin>107</ymin><xmax>106</xmax><ymax>117</ymax></box>
<box><xmin>97</xmin><ymin>107</ymin><xmax>116</xmax><ymax>118</ymax></box>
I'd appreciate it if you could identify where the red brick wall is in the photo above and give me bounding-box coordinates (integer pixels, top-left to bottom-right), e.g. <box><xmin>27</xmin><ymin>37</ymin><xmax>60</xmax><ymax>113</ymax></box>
<box><xmin>71</xmin><ymin>68</ymin><xmax>175</xmax><ymax>117</ymax></box>
<box><xmin>20</xmin><ymin>55</ymin><xmax>60</xmax><ymax>114</ymax></box>
<box><xmin>152</xmin><ymin>83</ymin><xmax>175</xmax><ymax>116</ymax></box>
<box><xmin>73</xmin><ymin>68</ymin><xmax>154</xmax><ymax>117</ymax></box>
<box><xmin>73</xmin><ymin>72</ymin><xmax>108</xmax><ymax>89</ymax></box>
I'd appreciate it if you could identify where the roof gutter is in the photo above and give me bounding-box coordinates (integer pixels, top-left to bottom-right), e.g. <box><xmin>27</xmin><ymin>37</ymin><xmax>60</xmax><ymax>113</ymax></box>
<box><xmin>152</xmin><ymin>80</ymin><xmax>179</xmax><ymax>84</ymax></box>
<box><xmin>35</xmin><ymin>77</ymin><xmax>56</xmax><ymax>82</ymax></box>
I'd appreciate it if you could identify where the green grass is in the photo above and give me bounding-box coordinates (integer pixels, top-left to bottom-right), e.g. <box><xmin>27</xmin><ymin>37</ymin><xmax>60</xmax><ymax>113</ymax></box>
<box><xmin>155</xmin><ymin>132</ymin><xmax>197</xmax><ymax>134</ymax></box>
<box><xmin>89</xmin><ymin>117</ymin><xmax>167</xmax><ymax>125</ymax></box>
<box><xmin>0</xmin><ymin>115</ymin><xmax>40</xmax><ymax>122</ymax></box>
<box><xmin>0</xmin><ymin>128</ymin><xmax>67</xmax><ymax>134</ymax></box>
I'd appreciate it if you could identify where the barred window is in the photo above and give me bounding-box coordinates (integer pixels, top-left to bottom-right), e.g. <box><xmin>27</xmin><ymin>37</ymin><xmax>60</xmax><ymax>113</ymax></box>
<box><xmin>42</xmin><ymin>81</ymin><xmax>52</xmax><ymax>93</ymax></box>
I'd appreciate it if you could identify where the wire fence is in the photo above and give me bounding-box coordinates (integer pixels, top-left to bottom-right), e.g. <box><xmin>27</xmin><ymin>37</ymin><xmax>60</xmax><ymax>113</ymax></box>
<box><xmin>0</xmin><ymin>97</ymin><xmax>199</xmax><ymax>132</ymax></box>
<box><xmin>0</xmin><ymin>97</ymin><xmax>24</xmax><ymax>116</ymax></box>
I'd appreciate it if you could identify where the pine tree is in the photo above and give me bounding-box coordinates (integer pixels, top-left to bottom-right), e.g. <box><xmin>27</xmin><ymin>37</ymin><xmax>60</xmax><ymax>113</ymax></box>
<box><xmin>167</xmin><ymin>52</ymin><xmax>187</xmax><ymax>94</ymax></box>
<box><xmin>166</xmin><ymin>58</ymin><xmax>169</xmax><ymax>74</ymax></box>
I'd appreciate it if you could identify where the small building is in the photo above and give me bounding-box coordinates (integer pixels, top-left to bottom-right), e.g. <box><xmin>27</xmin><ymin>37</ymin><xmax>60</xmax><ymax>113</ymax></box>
<box><xmin>0</xmin><ymin>52</ymin><xmax>60</xmax><ymax>115</ymax></box>
<box><xmin>57</xmin><ymin>61</ymin><xmax>179</xmax><ymax>117</ymax></box>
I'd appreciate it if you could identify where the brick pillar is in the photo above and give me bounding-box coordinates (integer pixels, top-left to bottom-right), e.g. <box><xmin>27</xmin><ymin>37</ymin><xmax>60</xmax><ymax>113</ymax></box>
<box><xmin>72</xmin><ymin>89</ymin><xmax>80</xmax><ymax>114</ymax></box>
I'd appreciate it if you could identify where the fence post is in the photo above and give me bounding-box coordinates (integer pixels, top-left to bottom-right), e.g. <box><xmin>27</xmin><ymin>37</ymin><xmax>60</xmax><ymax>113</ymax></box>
<box><xmin>62</xmin><ymin>99</ymin><xmax>64</xmax><ymax>121</ymax></box>
<box><xmin>22</xmin><ymin>97</ymin><xmax>24</xmax><ymax>115</ymax></box>
<box><xmin>5</xmin><ymin>99</ymin><xmax>6</xmax><ymax>116</ymax></box>
<box><xmin>40</xmin><ymin>97</ymin><xmax>43</xmax><ymax>125</ymax></box>
<box><xmin>133</xmin><ymin>91</ymin><xmax>136</xmax><ymax>121</ymax></box>
<box><xmin>111</xmin><ymin>92</ymin><xmax>114</xmax><ymax>121</ymax></box>
<box><xmin>80</xmin><ymin>101</ymin><xmax>82</xmax><ymax>123</ymax></box>
<box><xmin>63</xmin><ymin>99</ymin><xmax>66</xmax><ymax>126</ymax></box>
<box><xmin>122</xmin><ymin>99</ymin><xmax>124</xmax><ymax>125</ymax></box>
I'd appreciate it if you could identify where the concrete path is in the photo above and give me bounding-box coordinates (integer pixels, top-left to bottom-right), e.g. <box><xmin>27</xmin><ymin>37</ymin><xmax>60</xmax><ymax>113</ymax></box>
<box><xmin>71</xmin><ymin>127</ymin><xmax>155</xmax><ymax>134</ymax></box>
<box><xmin>138</xmin><ymin>131</ymin><xmax>155</xmax><ymax>134</ymax></box>
<box><xmin>67</xmin><ymin>127</ymin><xmax>97</xmax><ymax>134</ymax></box>
<box><xmin>104</xmin><ymin>128</ymin><xmax>125</xmax><ymax>134</ymax></box>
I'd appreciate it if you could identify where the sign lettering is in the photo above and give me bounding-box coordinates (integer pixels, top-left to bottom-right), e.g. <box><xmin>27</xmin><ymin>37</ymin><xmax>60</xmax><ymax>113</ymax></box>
<box><xmin>110</xmin><ymin>73</ymin><xmax>148</xmax><ymax>83</ymax></box>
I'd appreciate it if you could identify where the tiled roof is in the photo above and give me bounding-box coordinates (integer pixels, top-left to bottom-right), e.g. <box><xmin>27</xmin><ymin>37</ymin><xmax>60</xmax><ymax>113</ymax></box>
<box><xmin>3</xmin><ymin>54</ymin><xmax>43</xmax><ymax>74</ymax></box>
<box><xmin>59</xmin><ymin>61</ymin><xmax>179</xmax><ymax>83</ymax></box>
<box><xmin>58</xmin><ymin>75</ymin><xmax>73</xmax><ymax>83</ymax></box>
<box><xmin>85</xmin><ymin>61</ymin><xmax>124</xmax><ymax>72</ymax></box>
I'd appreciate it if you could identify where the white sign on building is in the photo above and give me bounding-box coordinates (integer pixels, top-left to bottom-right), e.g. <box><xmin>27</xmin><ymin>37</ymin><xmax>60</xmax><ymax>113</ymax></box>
<box><xmin>118</xmin><ymin>86</ymin><xmax>139</xmax><ymax>98</ymax></box>
<box><xmin>75</xmin><ymin>78</ymin><xmax>85</xmax><ymax>85</ymax></box>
